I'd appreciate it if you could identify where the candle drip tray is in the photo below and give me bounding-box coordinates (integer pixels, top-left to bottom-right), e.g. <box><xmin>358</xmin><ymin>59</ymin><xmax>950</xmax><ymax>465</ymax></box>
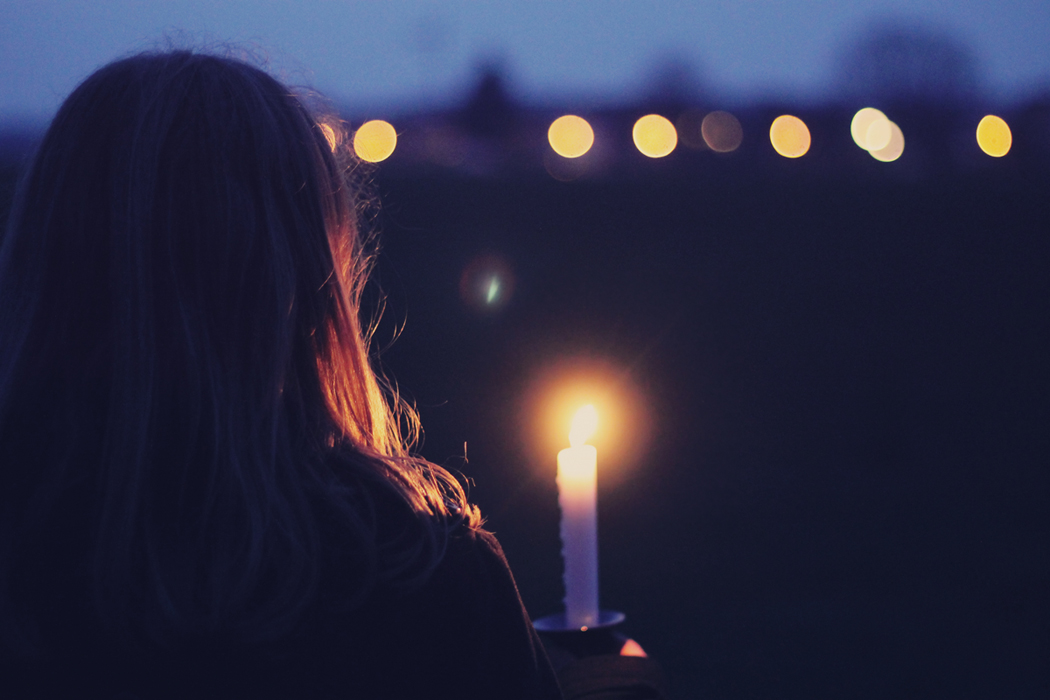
<box><xmin>533</xmin><ymin>610</ymin><xmax>625</xmax><ymax>632</ymax></box>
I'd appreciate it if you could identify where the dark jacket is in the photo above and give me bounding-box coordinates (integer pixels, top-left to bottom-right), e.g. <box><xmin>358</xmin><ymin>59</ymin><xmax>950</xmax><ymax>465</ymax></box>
<box><xmin>3</xmin><ymin>526</ymin><xmax>562</xmax><ymax>700</ymax></box>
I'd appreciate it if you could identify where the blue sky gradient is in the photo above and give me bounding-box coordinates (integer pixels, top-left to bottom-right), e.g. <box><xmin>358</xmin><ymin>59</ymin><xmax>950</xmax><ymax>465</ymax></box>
<box><xmin>2</xmin><ymin>1</ymin><xmax>1048</xmax><ymax>123</ymax></box>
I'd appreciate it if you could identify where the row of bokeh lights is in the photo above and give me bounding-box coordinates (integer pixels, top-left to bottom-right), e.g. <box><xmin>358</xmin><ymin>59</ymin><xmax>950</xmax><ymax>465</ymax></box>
<box><xmin>348</xmin><ymin>109</ymin><xmax>1014</xmax><ymax>164</ymax></box>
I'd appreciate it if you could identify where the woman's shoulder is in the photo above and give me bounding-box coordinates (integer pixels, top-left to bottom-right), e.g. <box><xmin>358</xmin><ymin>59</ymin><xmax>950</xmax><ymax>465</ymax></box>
<box><xmin>298</xmin><ymin>522</ymin><xmax>561</xmax><ymax>699</ymax></box>
<box><xmin>439</xmin><ymin>523</ymin><xmax>511</xmax><ymax>577</ymax></box>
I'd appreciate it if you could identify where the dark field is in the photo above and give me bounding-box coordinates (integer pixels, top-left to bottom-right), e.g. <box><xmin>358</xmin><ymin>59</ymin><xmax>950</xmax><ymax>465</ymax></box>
<box><xmin>3</xmin><ymin>111</ymin><xmax>1049</xmax><ymax>697</ymax></box>
<box><xmin>371</xmin><ymin>147</ymin><xmax>1049</xmax><ymax>698</ymax></box>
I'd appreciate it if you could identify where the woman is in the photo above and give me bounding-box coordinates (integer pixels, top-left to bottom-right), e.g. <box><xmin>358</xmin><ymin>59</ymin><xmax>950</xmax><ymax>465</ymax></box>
<box><xmin>0</xmin><ymin>51</ymin><xmax>561</xmax><ymax>699</ymax></box>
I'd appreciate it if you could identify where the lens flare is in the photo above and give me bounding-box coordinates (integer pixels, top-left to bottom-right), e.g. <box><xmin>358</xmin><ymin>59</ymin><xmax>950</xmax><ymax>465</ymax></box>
<box><xmin>485</xmin><ymin>277</ymin><xmax>501</xmax><ymax>304</ymax></box>
<box><xmin>548</xmin><ymin>115</ymin><xmax>595</xmax><ymax>158</ymax></box>
<box><xmin>976</xmin><ymin>115</ymin><xmax>1012</xmax><ymax>157</ymax></box>
<box><xmin>633</xmin><ymin>114</ymin><xmax>677</xmax><ymax>158</ymax></box>
<box><xmin>460</xmin><ymin>254</ymin><xmax>514</xmax><ymax>312</ymax></box>
<box><xmin>353</xmin><ymin>120</ymin><xmax>397</xmax><ymax>163</ymax></box>
<box><xmin>869</xmin><ymin>121</ymin><xmax>905</xmax><ymax>162</ymax></box>
<box><xmin>769</xmin><ymin>115</ymin><xmax>810</xmax><ymax>158</ymax></box>
<box><xmin>701</xmin><ymin>111</ymin><xmax>743</xmax><ymax>153</ymax></box>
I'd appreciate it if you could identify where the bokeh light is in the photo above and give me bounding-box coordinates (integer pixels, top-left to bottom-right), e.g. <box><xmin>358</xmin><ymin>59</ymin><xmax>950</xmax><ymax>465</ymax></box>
<box><xmin>701</xmin><ymin>111</ymin><xmax>743</xmax><ymax>153</ymax></box>
<box><xmin>548</xmin><ymin>115</ymin><xmax>595</xmax><ymax>158</ymax></box>
<box><xmin>869</xmin><ymin>121</ymin><xmax>905</xmax><ymax>162</ymax></box>
<box><xmin>632</xmin><ymin>114</ymin><xmax>677</xmax><ymax>158</ymax></box>
<box><xmin>976</xmin><ymin>115</ymin><xmax>1012</xmax><ymax>157</ymax></box>
<box><xmin>769</xmin><ymin>115</ymin><xmax>810</xmax><ymax>158</ymax></box>
<box><xmin>865</xmin><ymin>118</ymin><xmax>893</xmax><ymax>152</ymax></box>
<box><xmin>353</xmin><ymin>119</ymin><xmax>397</xmax><ymax>163</ymax></box>
<box><xmin>850</xmin><ymin>108</ymin><xmax>888</xmax><ymax>150</ymax></box>
<box><xmin>850</xmin><ymin>108</ymin><xmax>904</xmax><ymax>162</ymax></box>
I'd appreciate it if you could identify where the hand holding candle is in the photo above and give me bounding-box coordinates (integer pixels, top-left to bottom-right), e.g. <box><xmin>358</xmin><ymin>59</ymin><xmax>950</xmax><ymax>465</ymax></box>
<box><xmin>537</xmin><ymin>388</ymin><xmax>650</xmax><ymax>685</ymax></box>
<box><xmin>557</xmin><ymin>404</ymin><xmax>600</xmax><ymax>629</ymax></box>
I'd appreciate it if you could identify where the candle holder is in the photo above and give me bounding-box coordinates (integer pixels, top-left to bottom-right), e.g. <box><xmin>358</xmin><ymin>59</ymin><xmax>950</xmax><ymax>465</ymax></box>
<box><xmin>532</xmin><ymin>609</ymin><xmax>625</xmax><ymax>633</ymax></box>
<box><xmin>534</xmin><ymin>618</ymin><xmax>667</xmax><ymax>699</ymax></box>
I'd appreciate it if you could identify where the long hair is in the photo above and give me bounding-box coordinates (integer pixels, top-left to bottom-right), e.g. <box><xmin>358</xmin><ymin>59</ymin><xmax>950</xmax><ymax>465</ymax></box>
<box><xmin>0</xmin><ymin>50</ymin><xmax>478</xmax><ymax>655</ymax></box>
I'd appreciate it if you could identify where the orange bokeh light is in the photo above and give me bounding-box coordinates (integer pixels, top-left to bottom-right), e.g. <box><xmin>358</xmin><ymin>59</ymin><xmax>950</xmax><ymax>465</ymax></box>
<box><xmin>353</xmin><ymin>119</ymin><xmax>397</xmax><ymax>163</ymax></box>
<box><xmin>769</xmin><ymin>115</ymin><xmax>810</xmax><ymax>158</ymax></box>
<box><xmin>633</xmin><ymin>114</ymin><xmax>677</xmax><ymax>158</ymax></box>
<box><xmin>976</xmin><ymin>115</ymin><xmax>1012</xmax><ymax>157</ymax></box>
<box><xmin>548</xmin><ymin>115</ymin><xmax>595</xmax><ymax>158</ymax></box>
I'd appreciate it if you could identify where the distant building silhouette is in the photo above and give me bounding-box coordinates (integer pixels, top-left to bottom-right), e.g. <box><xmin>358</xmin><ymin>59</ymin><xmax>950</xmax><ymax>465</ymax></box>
<box><xmin>459</xmin><ymin>63</ymin><xmax>517</xmax><ymax>140</ymax></box>
<box><xmin>644</xmin><ymin>54</ymin><xmax>706</xmax><ymax>108</ymax></box>
<box><xmin>838</xmin><ymin>22</ymin><xmax>979</xmax><ymax>104</ymax></box>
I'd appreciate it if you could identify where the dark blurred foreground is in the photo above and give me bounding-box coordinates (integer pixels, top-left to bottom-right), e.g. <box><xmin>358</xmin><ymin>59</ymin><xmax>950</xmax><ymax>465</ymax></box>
<box><xmin>3</xmin><ymin>97</ymin><xmax>1048</xmax><ymax>698</ymax></box>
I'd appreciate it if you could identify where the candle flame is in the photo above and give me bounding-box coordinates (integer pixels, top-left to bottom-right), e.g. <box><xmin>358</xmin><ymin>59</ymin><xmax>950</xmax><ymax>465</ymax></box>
<box><xmin>568</xmin><ymin>404</ymin><xmax>598</xmax><ymax>447</ymax></box>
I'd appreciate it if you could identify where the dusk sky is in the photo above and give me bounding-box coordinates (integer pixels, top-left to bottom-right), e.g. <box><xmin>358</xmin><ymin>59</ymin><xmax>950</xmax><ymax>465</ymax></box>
<box><xmin>2</xmin><ymin>0</ymin><xmax>1049</xmax><ymax>123</ymax></box>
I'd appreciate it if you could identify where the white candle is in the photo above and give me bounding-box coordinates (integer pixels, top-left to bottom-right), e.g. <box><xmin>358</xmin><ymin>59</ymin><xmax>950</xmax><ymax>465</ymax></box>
<box><xmin>557</xmin><ymin>405</ymin><xmax>599</xmax><ymax>629</ymax></box>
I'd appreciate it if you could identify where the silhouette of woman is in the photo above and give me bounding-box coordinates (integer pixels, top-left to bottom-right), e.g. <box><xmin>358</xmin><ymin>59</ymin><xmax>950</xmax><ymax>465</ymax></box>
<box><xmin>0</xmin><ymin>50</ymin><xmax>560</xmax><ymax>699</ymax></box>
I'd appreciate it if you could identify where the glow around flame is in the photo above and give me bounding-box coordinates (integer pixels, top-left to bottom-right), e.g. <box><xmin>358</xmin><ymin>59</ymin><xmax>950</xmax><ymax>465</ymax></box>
<box><xmin>568</xmin><ymin>405</ymin><xmax>598</xmax><ymax>448</ymax></box>
<box><xmin>526</xmin><ymin>355</ymin><xmax>652</xmax><ymax>485</ymax></box>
